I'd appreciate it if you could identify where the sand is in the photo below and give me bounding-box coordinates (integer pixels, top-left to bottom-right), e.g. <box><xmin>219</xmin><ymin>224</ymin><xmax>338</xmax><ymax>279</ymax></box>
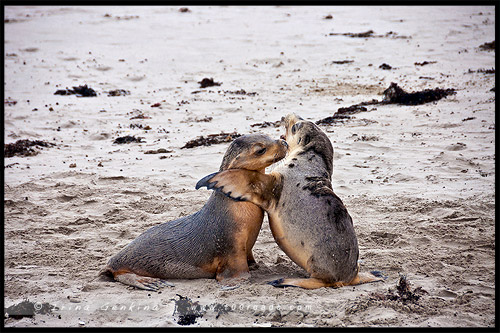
<box><xmin>3</xmin><ymin>5</ymin><xmax>495</xmax><ymax>327</ymax></box>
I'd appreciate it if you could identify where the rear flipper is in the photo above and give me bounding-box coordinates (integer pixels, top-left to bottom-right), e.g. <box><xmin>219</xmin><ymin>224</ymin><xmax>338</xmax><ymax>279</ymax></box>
<box><xmin>268</xmin><ymin>277</ymin><xmax>340</xmax><ymax>289</ymax></box>
<box><xmin>268</xmin><ymin>271</ymin><xmax>387</xmax><ymax>289</ymax></box>
<box><xmin>349</xmin><ymin>270</ymin><xmax>387</xmax><ymax>285</ymax></box>
<box><xmin>114</xmin><ymin>273</ymin><xmax>175</xmax><ymax>291</ymax></box>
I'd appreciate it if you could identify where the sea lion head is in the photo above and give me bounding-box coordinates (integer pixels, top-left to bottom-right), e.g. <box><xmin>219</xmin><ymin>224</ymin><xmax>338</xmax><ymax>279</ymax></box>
<box><xmin>281</xmin><ymin>113</ymin><xmax>334</xmax><ymax>177</ymax></box>
<box><xmin>220</xmin><ymin>134</ymin><xmax>288</xmax><ymax>171</ymax></box>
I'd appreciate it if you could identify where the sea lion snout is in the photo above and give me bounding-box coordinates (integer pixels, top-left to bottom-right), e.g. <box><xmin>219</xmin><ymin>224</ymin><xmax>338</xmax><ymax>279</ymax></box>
<box><xmin>281</xmin><ymin>113</ymin><xmax>305</xmax><ymax>142</ymax></box>
<box><xmin>224</xmin><ymin>134</ymin><xmax>288</xmax><ymax>171</ymax></box>
<box><xmin>274</xmin><ymin>139</ymin><xmax>289</xmax><ymax>164</ymax></box>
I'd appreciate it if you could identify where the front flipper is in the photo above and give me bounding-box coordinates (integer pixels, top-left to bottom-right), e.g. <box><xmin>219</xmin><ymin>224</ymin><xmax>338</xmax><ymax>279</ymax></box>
<box><xmin>196</xmin><ymin>169</ymin><xmax>280</xmax><ymax>211</ymax></box>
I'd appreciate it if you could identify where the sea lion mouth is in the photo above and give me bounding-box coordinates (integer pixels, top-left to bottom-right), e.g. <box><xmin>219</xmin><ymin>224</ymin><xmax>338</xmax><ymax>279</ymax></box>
<box><xmin>268</xmin><ymin>139</ymin><xmax>289</xmax><ymax>168</ymax></box>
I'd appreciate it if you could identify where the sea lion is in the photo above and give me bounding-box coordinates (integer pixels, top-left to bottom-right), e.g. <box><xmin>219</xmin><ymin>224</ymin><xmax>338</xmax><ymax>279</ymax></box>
<box><xmin>99</xmin><ymin>134</ymin><xmax>288</xmax><ymax>291</ymax></box>
<box><xmin>196</xmin><ymin>114</ymin><xmax>385</xmax><ymax>289</ymax></box>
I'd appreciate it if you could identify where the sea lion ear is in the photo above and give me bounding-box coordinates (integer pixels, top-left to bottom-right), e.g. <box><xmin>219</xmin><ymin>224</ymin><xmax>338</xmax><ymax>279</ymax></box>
<box><xmin>196</xmin><ymin>169</ymin><xmax>275</xmax><ymax>210</ymax></box>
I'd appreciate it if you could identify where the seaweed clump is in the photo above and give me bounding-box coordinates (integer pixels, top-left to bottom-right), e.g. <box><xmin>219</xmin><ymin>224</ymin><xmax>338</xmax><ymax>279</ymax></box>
<box><xmin>54</xmin><ymin>85</ymin><xmax>97</xmax><ymax>97</ymax></box>
<box><xmin>382</xmin><ymin>82</ymin><xmax>456</xmax><ymax>105</ymax></box>
<box><xmin>478</xmin><ymin>40</ymin><xmax>495</xmax><ymax>51</ymax></box>
<box><xmin>198</xmin><ymin>78</ymin><xmax>222</xmax><ymax>88</ymax></box>
<box><xmin>113</xmin><ymin>135</ymin><xmax>145</xmax><ymax>144</ymax></box>
<box><xmin>107</xmin><ymin>89</ymin><xmax>130</xmax><ymax>96</ymax></box>
<box><xmin>250</xmin><ymin>120</ymin><xmax>281</xmax><ymax>128</ymax></box>
<box><xmin>386</xmin><ymin>275</ymin><xmax>427</xmax><ymax>304</ymax></box>
<box><xmin>316</xmin><ymin>100</ymin><xmax>378</xmax><ymax>126</ymax></box>
<box><xmin>181</xmin><ymin>132</ymin><xmax>242</xmax><ymax>149</ymax></box>
<box><xmin>315</xmin><ymin>82</ymin><xmax>456</xmax><ymax>126</ymax></box>
<box><xmin>4</xmin><ymin>139</ymin><xmax>55</xmax><ymax>158</ymax></box>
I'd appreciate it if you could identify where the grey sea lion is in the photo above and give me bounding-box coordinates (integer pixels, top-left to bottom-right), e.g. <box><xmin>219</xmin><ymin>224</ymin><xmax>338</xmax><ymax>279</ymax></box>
<box><xmin>196</xmin><ymin>114</ymin><xmax>385</xmax><ymax>289</ymax></box>
<box><xmin>99</xmin><ymin>134</ymin><xmax>288</xmax><ymax>291</ymax></box>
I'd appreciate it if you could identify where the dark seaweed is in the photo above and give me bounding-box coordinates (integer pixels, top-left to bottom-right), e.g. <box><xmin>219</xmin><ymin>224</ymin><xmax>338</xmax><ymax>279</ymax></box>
<box><xmin>4</xmin><ymin>139</ymin><xmax>55</xmax><ymax>158</ymax></box>
<box><xmin>144</xmin><ymin>148</ymin><xmax>173</xmax><ymax>154</ymax></box>
<box><xmin>113</xmin><ymin>135</ymin><xmax>145</xmax><ymax>144</ymax></box>
<box><xmin>331</xmin><ymin>60</ymin><xmax>354</xmax><ymax>64</ymax></box>
<box><xmin>107</xmin><ymin>89</ymin><xmax>130</xmax><ymax>96</ymax></box>
<box><xmin>329</xmin><ymin>30</ymin><xmax>410</xmax><ymax>39</ymax></box>
<box><xmin>250</xmin><ymin>120</ymin><xmax>281</xmax><ymax>128</ymax></box>
<box><xmin>198</xmin><ymin>78</ymin><xmax>222</xmax><ymax>88</ymax></box>
<box><xmin>181</xmin><ymin>132</ymin><xmax>242</xmax><ymax>149</ymax></box>
<box><xmin>337</xmin><ymin>105</ymin><xmax>368</xmax><ymax>115</ymax></box>
<box><xmin>414</xmin><ymin>61</ymin><xmax>437</xmax><ymax>66</ymax></box>
<box><xmin>315</xmin><ymin>114</ymin><xmax>351</xmax><ymax>125</ymax></box>
<box><xmin>222</xmin><ymin>89</ymin><xmax>257</xmax><ymax>96</ymax></box>
<box><xmin>316</xmin><ymin>83</ymin><xmax>455</xmax><ymax>126</ymax></box>
<box><xmin>478</xmin><ymin>40</ymin><xmax>495</xmax><ymax>51</ymax></box>
<box><xmin>54</xmin><ymin>85</ymin><xmax>97</xmax><ymax>97</ymax></box>
<box><xmin>5</xmin><ymin>99</ymin><xmax>17</xmax><ymax>106</ymax></box>
<box><xmin>330</xmin><ymin>30</ymin><xmax>375</xmax><ymax>38</ymax></box>
<box><xmin>370</xmin><ymin>275</ymin><xmax>428</xmax><ymax>305</ymax></box>
<box><xmin>316</xmin><ymin>102</ymin><xmax>375</xmax><ymax>126</ymax></box>
<box><xmin>382</xmin><ymin>82</ymin><xmax>456</xmax><ymax>105</ymax></box>
<box><xmin>468</xmin><ymin>68</ymin><xmax>495</xmax><ymax>74</ymax></box>
<box><xmin>315</xmin><ymin>115</ymin><xmax>351</xmax><ymax>125</ymax></box>
<box><xmin>387</xmin><ymin>275</ymin><xmax>427</xmax><ymax>304</ymax></box>
<box><xmin>130</xmin><ymin>114</ymin><xmax>151</xmax><ymax>120</ymax></box>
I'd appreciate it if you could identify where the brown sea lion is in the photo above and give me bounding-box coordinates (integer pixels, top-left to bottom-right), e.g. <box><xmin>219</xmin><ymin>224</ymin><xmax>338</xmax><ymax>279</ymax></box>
<box><xmin>196</xmin><ymin>114</ymin><xmax>385</xmax><ymax>289</ymax></box>
<box><xmin>99</xmin><ymin>134</ymin><xmax>288</xmax><ymax>291</ymax></box>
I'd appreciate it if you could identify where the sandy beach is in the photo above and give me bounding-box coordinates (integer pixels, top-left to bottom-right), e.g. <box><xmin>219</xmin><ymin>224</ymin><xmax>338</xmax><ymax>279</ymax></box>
<box><xmin>3</xmin><ymin>5</ymin><xmax>495</xmax><ymax>327</ymax></box>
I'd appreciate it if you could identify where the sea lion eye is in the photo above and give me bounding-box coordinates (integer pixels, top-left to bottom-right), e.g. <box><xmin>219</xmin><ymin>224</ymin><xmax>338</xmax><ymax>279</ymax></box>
<box><xmin>255</xmin><ymin>147</ymin><xmax>267</xmax><ymax>155</ymax></box>
<box><xmin>291</xmin><ymin>122</ymin><xmax>302</xmax><ymax>134</ymax></box>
